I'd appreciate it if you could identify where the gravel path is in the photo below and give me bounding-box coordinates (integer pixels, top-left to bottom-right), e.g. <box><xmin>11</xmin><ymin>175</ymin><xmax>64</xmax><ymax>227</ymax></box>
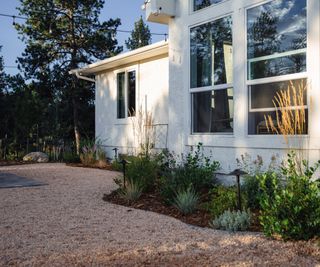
<box><xmin>0</xmin><ymin>163</ymin><xmax>319</xmax><ymax>266</ymax></box>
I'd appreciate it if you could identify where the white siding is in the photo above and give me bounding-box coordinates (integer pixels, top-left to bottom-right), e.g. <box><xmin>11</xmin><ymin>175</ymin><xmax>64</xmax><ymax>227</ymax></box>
<box><xmin>167</xmin><ymin>0</ymin><xmax>320</xmax><ymax>171</ymax></box>
<box><xmin>95</xmin><ymin>55</ymin><xmax>169</xmax><ymax>157</ymax></box>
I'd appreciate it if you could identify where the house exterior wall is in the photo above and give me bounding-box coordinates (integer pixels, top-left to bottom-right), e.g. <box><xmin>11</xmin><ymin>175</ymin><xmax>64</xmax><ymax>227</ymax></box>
<box><xmin>166</xmin><ymin>0</ymin><xmax>320</xmax><ymax>171</ymax></box>
<box><xmin>95</xmin><ymin>55</ymin><xmax>169</xmax><ymax>157</ymax></box>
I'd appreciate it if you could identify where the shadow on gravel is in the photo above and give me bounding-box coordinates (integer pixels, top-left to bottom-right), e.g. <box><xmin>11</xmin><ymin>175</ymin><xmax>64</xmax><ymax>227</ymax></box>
<box><xmin>0</xmin><ymin>173</ymin><xmax>47</xmax><ymax>189</ymax></box>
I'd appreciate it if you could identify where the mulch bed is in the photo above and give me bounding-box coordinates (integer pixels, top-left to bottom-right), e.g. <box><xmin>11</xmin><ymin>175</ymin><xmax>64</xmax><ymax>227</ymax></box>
<box><xmin>103</xmin><ymin>190</ymin><xmax>212</xmax><ymax>227</ymax></box>
<box><xmin>69</xmin><ymin>163</ymin><xmax>261</xmax><ymax>231</ymax></box>
<box><xmin>103</xmin><ymin>190</ymin><xmax>262</xmax><ymax>231</ymax></box>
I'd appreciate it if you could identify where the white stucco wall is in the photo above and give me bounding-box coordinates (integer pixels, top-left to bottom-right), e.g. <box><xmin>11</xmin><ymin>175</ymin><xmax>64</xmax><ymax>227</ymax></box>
<box><xmin>166</xmin><ymin>0</ymin><xmax>320</xmax><ymax>171</ymax></box>
<box><xmin>95</xmin><ymin>55</ymin><xmax>169</xmax><ymax>158</ymax></box>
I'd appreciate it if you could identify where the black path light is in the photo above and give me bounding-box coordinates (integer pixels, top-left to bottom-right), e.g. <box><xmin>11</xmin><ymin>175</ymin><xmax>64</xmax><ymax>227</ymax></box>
<box><xmin>112</xmin><ymin>147</ymin><xmax>119</xmax><ymax>160</ymax></box>
<box><xmin>121</xmin><ymin>159</ymin><xmax>130</xmax><ymax>189</ymax></box>
<box><xmin>215</xmin><ymin>168</ymin><xmax>248</xmax><ymax>211</ymax></box>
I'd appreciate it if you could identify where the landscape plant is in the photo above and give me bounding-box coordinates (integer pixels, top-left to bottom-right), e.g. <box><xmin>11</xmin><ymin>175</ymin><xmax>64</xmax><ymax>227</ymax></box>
<box><xmin>264</xmin><ymin>80</ymin><xmax>307</xmax><ymax>173</ymax></box>
<box><xmin>125</xmin><ymin>155</ymin><xmax>159</xmax><ymax>192</ymax></box>
<box><xmin>211</xmin><ymin>209</ymin><xmax>252</xmax><ymax>232</ymax></box>
<box><xmin>173</xmin><ymin>186</ymin><xmax>199</xmax><ymax>215</ymax></box>
<box><xmin>80</xmin><ymin>138</ymin><xmax>107</xmax><ymax>166</ymax></box>
<box><xmin>204</xmin><ymin>185</ymin><xmax>247</xmax><ymax>218</ymax></box>
<box><xmin>131</xmin><ymin>106</ymin><xmax>155</xmax><ymax>157</ymax></box>
<box><xmin>259</xmin><ymin>152</ymin><xmax>320</xmax><ymax>240</ymax></box>
<box><xmin>159</xmin><ymin>143</ymin><xmax>220</xmax><ymax>203</ymax></box>
<box><xmin>237</xmin><ymin>153</ymin><xmax>281</xmax><ymax>210</ymax></box>
<box><xmin>118</xmin><ymin>179</ymin><xmax>143</xmax><ymax>202</ymax></box>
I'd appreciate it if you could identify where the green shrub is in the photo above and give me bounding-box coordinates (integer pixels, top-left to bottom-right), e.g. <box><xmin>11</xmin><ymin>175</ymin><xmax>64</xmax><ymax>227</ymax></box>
<box><xmin>62</xmin><ymin>151</ymin><xmax>80</xmax><ymax>163</ymax></box>
<box><xmin>159</xmin><ymin>143</ymin><xmax>220</xmax><ymax>203</ymax></box>
<box><xmin>211</xmin><ymin>209</ymin><xmax>252</xmax><ymax>232</ymax></box>
<box><xmin>111</xmin><ymin>160</ymin><xmax>123</xmax><ymax>171</ymax></box>
<box><xmin>242</xmin><ymin>172</ymin><xmax>277</xmax><ymax>210</ymax></box>
<box><xmin>204</xmin><ymin>185</ymin><xmax>247</xmax><ymax>218</ymax></box>
<box><xmin>259</xmin><ymin>152</ymin><xmax>320</xmax><ymax>240</ymax></box>
<box><xmin>237</xmin><ymin>153</ymin><xmax>281</xmax><ymax>210</ymax></box>
<box><xmin>126</xmin><ymin>156</ymin><xmax>158</xmax><ymax>192</ymax></box>
<box><xmin>118</xmin><ymin>180</ymin><xmax>143</xmax><ymax>202</ymax></box>
<box><xmin>173</xmin><ymin>187</ymin><xmax>199</xmax><ymax>215</ymax></box>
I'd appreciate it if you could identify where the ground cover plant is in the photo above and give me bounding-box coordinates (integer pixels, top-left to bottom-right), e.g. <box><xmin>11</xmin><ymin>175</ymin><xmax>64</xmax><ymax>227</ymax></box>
<box><xmin>211</xmin><ymin>209</ymin><xmax>252</xmax><ymax>232</ymax></box>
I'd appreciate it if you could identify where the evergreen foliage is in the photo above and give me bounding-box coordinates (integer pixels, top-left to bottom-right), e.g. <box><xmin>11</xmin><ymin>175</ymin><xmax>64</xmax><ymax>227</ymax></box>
<box><xmin>11</xmin><ymin>0</ymin><xmax>122</xmax><ymax>154</ymax></box>
<box><xmin>125</xmin><ymin>16</ymin><xmax>151</xmax><ymax>50</ymax></box>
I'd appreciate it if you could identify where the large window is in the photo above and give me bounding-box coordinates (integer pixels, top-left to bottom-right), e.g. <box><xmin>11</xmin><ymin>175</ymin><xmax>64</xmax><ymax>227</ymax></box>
<box><xmin>193</xmin><ymin>0</ymin><xmax>224</xmax><ymax>12</ymax></box>
<box><xmin>247</xmin><ymin>0</ymin><xmax>307</xmax><ymax>135</ymax></box>
<box><xmin>190</xmin><ymin>16</ymin><xmax>233</xmax><ymax>133</ymax></box>
<box><xmin>117</xmin><ymin>70</ymin><xmax>136</xmax><ymax>119</ymax></box>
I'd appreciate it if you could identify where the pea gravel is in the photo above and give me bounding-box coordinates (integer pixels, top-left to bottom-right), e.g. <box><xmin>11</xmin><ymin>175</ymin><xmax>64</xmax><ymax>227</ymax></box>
<box><xmin>0</xmin><ymin>163</ymin><xmax>319</xmax><ymax>266</ymax></box>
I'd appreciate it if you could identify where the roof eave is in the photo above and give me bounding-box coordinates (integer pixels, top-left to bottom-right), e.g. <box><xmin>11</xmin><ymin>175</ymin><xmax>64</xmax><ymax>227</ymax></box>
<box><xmin>70</xmin><ymin>40</ymin><xmax>168</xmax><ymax>76</ymax></box>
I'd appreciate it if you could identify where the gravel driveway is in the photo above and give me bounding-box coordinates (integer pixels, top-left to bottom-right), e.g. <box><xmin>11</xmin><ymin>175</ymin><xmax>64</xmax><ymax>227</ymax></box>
<box><xmin>0</xmin><ymin>163</ymin><xmax>319</xmax><ymax>266</ymax></box>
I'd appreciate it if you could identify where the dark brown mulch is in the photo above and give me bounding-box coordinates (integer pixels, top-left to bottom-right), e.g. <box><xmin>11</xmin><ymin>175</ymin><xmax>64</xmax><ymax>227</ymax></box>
<box><xmin>103</xmin><ymin>190</ymin><xmax>212</xmax><ymax>227</ymax></box>
<box><xmin>103</xmin><ymin>190</ymin><xmax>262</xmax><ymax>231</ymax></box>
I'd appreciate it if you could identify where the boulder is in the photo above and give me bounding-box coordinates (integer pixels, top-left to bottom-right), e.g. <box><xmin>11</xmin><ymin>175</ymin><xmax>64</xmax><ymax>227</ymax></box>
<box><xmin>23</xmin><ymin>152</ymin><xmax>49</xmax><ymax>163</ymax></box>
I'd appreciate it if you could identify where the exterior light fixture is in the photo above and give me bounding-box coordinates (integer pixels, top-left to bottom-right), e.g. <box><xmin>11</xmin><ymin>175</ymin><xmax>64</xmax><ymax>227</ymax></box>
<box><xmin>112</xmin><ymin>147</ymin><xmax>119</xmax><ymax>159</ymax></box>
<box><xmin>215</xmin><ymin>168</ymin><xmax>248</xmax><ymax>211</ymax></box>
<box><xmin>121</xmin><ymin>159</ymin><xmax>130</xmax><ymax>189</ymax></box>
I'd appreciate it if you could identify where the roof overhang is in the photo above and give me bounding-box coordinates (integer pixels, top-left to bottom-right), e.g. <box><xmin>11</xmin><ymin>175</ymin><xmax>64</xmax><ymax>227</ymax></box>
<box><xmin>69</xmin><ymin>40</ymin><xmax>168</xmax><ymax>77</ymax></box>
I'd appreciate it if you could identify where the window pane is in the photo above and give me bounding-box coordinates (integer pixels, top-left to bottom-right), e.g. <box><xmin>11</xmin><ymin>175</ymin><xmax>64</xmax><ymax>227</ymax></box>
<box><xmin>248</xmin><ymin>110</ymin><xmax>308</xmax><ymax>135</ymax></box>
<box><xmin>117</xmin><ymin>72</ymin><xmax>125</xmax><ymax>119</ymax></box>
<box><xmin>194</xmin><ymin>0</ymin><xmax>224</xmax><ymax>11</ymax></box>
<box><xmin>190</xmin><ymin>16</ymin><xmax>232</xmax><ymax>88</ymax></box>
<box><xmin>250</xmin><ymin>79</ymin><xmax>307</xmax><ymax>110</ymax></box>
<box><xmin>193</xmin><ymin>89</ymin><xmax>233</xmax><ymax>133</ymax></box>
<box><xmin>127</xmin><ymin>71</ymin><xmax>136</xmax><ymax>117</ymax></box>
<box><xmin>247</xmin><ymin>0</ymin><xmax>306</xmax><ymax>80</ymax></box>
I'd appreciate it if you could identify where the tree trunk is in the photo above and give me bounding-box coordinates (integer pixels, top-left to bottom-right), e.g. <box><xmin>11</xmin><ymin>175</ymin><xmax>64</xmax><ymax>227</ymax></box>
<box><xmin>72</xmin><ymin>82</ymin><xmax>81</xmax><ymax>155</ymax></box>
<box><xmin>70</xmin><ymin>7</ymin><xmax>81</xmax><ymax>155</ymax></box>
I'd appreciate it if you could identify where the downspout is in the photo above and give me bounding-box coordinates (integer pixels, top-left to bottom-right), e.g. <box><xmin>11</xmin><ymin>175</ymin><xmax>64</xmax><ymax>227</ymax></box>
<box><xmin>75</xmin><ymin>71</ymin><xmax>95</xmax><ymax>82</ymax></box>
<box><xmin>69</xmin><ymin>70</ymin><xmax>95</xmax><ymax>83</ymax></box>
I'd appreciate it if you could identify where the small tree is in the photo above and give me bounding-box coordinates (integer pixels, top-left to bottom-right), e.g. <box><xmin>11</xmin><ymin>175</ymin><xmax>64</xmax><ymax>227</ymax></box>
<box><xmin>125</xmin><ymin>16</ymin><xmax>151</xmax><ymax>50</ymax></box>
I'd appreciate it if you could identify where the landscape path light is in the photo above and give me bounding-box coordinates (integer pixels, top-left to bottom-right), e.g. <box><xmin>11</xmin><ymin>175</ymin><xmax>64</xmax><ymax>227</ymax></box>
<box><xmin>121</xmin><ymin>159</ymin><xmax>130</xmax><ymax>189</ymax></box>
<box><xmin>112</xmin><ymin>147</ymin><xmax>119</xmax><ymax>159</ymax></box>
<box><xmin>215</xmin><ymin>168</ymin><xmax>248</xmax><ymax>211</ymax></box>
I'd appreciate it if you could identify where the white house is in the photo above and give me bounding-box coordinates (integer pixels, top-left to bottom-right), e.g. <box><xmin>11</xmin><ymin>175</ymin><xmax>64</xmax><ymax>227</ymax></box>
<box><xmin>70</xmin><ymin>41</ymin><xmax>169</xmax><ymax>156</ymax></box>
<box><xmin>72</xmin><ymin>0</ymin><xmax>320</xmax><ymax>171</ymax></box>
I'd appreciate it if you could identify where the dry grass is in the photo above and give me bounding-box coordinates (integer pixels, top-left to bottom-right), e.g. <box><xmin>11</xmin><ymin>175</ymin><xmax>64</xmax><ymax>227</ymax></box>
<box><xmin>264</xmin><ymin>80</ymin><xmax>307</xmax><ymax>140</ymax></box>
<box><xmin>264</xmin><ymin>80</ymin><xmax>308</xmax><ymax>172</ymax></box>
<box><xmin>131</xmin><ymin>106</ymin><xmax>155</xmax><ymax>156</ymax></box>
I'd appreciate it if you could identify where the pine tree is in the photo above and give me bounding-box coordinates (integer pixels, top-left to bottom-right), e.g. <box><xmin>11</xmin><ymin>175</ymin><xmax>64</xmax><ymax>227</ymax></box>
<box><xmin>125</xmin><ymin>16</ymin><xmax>151</xmax><ymax>50</ymax></box>
<box><xmin>16</xmin><ymin>0</ymin><xmax>123</xmax><ymax>153</ymax></box>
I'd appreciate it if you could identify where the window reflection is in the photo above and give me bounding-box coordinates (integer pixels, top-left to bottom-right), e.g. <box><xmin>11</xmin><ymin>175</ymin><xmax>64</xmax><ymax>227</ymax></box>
<box><xmin>190</xmin><ymin>16</ymin><xmax>232</xmax><ymax>88</ymax></box>
<box><xmin>127</xmin><ymin>71</ymin><xmax>136</xmax><ymax>117</ymax></box>
<box><xmin>194</xmin><ymin>0</ymin><xmax>224</xmax><ymax>11</ymax></box>
<box><xmin>248</xmin><ymin>79</ymin><xmax>308</xmax><ymax>135</ymax></box>
<box><xmin>247</xmin><ymin>0</ymin><xmax>307</xmax><ymax>80</ymax></box>
<box><xmin>193</xmin><ymin>89</ymin><xmax>233</xmax><ymax>133</ymax></box>
<box><xmin>117</xmin><ymin>72</ymin><xmax>126</xmax><ymax>119</ymax></box>
<box><xmin>248</xmin><ymin>110</ymin><xmax>308</xmax><ymax>135</ymax></box>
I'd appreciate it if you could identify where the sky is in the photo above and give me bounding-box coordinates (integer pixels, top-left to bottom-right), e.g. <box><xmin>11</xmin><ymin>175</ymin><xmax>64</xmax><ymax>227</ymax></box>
<box><xmin>0</xmin><ymin>0</ymin><xmax>168</xmax><ymax>75</ymax></box>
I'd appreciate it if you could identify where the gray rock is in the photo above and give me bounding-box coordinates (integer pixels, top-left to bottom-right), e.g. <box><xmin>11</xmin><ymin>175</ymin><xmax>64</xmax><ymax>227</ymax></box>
<box><xmin>23</xmin><ymin>152</ymin><xmax>49</xmax><ymax>163</ymax></box>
